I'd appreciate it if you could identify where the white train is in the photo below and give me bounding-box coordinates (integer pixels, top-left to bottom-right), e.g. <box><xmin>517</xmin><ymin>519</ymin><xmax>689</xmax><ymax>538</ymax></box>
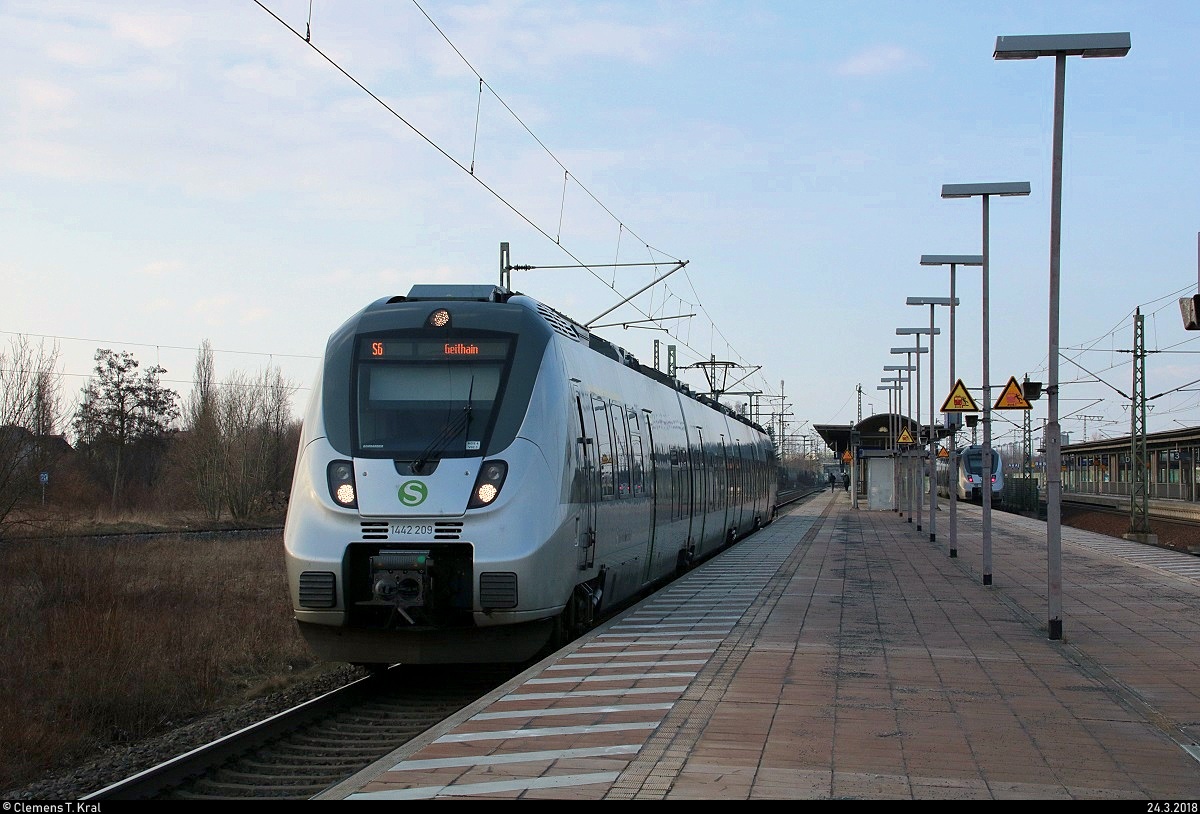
<box><xmin>284</xmin><ymin>284</ymin><xmax>779</xmax><ymax>666</ymax></box>
<box><xmin>936</xmin><ymin>444</ymin><xmax>1003</xmax><ymax>504</ymax></box>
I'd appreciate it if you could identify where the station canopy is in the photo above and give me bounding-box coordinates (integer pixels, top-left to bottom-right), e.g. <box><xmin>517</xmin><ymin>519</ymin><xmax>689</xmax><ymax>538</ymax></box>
<box><xmin>813</xmin><ymin>414</ymin><xmax>953</xmax><ymax>457</ymax></box>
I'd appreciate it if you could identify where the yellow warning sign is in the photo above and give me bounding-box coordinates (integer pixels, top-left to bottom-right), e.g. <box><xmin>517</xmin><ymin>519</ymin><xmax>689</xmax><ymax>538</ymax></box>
<box><xmin>994</xmin><ymin>376</ymin><xmax>1032</xmax><ymax>410</ymax></box>
<box><xmin>897</xmin><ymin>427</ymin><xmax>915</xmax><ymax>444</ymax></box>
<box><xmin>937</xmin><ymin>447</ymin><xmax>949</xmax><ymax>458</ymax></box>
<box><xmin>841</xmin><ymin>450</ymin><xmax>852</xmax><ymax>463</ymax></box>
<box><xmin>940</xmin><ymin>379</ymin><xmax>980</xmax><ymax>413</ymax></box>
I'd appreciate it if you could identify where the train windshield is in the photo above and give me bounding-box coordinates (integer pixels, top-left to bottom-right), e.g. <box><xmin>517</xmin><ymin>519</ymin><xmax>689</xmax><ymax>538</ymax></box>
<box><xmin>352</xmin><ymin>335</ymin><xmax>514</xmax><ymax>459</ymax></box>
<box><xmin>961</xmin><ymin>448</ymin><xmax>999</xmax><ymax>476</ymax></box>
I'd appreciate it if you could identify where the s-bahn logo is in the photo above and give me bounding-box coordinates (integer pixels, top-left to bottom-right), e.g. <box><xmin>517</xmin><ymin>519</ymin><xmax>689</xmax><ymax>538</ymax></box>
<box><xmin>398</xmin><ymin>480</ymin><xmax>428</xmax><ymax>507</ymax></box>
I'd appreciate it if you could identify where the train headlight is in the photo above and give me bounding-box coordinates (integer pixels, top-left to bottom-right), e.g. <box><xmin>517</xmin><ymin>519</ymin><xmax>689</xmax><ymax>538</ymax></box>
<box><xmin>467</xmin><ymin>460</ymin><xmax>507</xmax><ymax>509</ymax></box>
<box><xmin>426</xmin><ymin>308</ymin><xmax>451</xmax><ymax>328</ymax></box>
<box><xmin>327</xmin><ymin>460</ymin><xmax>358</xmax><ymax>509</ymax></box>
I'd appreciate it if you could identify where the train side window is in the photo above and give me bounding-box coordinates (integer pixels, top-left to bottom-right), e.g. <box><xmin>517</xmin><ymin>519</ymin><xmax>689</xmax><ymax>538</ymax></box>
<box><xmin>574</xmin><ymin>394</ymin><xmax>595</xmax><ymax>503</ymax></box>
<box><xmin>716</xmin><ymin>444</ymin><xmax>722</xmax><ymax>505</ymax></box>
<box><xmin>738</xmin><ymin>444</ymin><xmax>744</xmax><ymax>498</ymax></box>
<box><xmin>627</xmin><ymin>406</ymin><xmax>644</xmax><ymax>495</ymax></box>
<box><xmin>732</xmin><ymin>441</ymin><xmax>742</xmax><ymax>500</ymax></box>
<box><xmin>630</xmin><ymin>435</ymin><xmax>645</xmax><ymax>495</ymax></box>
<box><xmin>593</xmin><ymin>396</ymin><xmax>615</xmax><ymax>499</ymax></box>
<box><xmin>718</xmin><ymin>448</ymin><xmax>726</xmax><ymax>505</ymax></box>
<box><xmin>706</xmin><ymin>443</ymin><xmax>715</xmax><ymax>510</ymax></box>
<box><xmin>669</xmin><ymin>444</ymin><xmax>686</xmax><ymax>519</ymax></box>
<box><xmin>611</xmin><ymin>400</ymin><xmax>631</xmax><ymax>497</ymax></box>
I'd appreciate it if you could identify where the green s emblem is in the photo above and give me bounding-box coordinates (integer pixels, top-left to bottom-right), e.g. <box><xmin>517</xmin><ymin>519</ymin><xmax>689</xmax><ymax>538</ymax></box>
<box><xmin>398</xmin><ymin>480</ymin><xmax>429</xmax><ymax>507</ymax></box>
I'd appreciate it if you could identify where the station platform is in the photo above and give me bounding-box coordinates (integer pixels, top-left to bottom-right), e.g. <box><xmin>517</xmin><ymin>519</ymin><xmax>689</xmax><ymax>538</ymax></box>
<box><xmin>320</xmin><ymin>489</ymin><xmax>1200</xmax><ymax>800</ymax></box>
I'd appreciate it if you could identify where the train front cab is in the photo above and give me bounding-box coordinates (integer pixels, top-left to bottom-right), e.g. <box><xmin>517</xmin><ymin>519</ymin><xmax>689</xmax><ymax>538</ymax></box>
<box><xmin>286</xmin><ymin>294</ymin><xmax>576</xmax><ymax>664</ymax></box>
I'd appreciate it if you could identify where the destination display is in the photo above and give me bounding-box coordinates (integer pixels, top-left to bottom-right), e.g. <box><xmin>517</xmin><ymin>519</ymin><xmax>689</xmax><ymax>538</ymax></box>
<box><xmin>360</xmin><ymin>337</ymin><xmax>511</xmax><ymax>361</ymax></box>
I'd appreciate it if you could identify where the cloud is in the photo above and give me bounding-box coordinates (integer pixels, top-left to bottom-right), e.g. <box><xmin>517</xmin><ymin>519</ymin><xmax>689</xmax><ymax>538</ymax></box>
<box><xmin>108</xmin><ymin>11</ymin><xmax>192</xmax><ymax>50</ymax></box>
<box><xmin>44</xmin><ymin>39</ymin><xmax>106</xmax><ymax>67</ymax></box>
<box><xmin>432</xmin><ymin>0</ymin><xmax>685</xmax><ymax>75</ymax></box>
<box><xmin>144</xmin><ymin>297</ymin><xmax>174</xmax><ymax>313</ymax></box>
<box><xmin>139</xmin><ymin>260</ymin><xmax>184</xmax><ymax>278</ymax></box>
<box><xmin>835</xmin><ymin>45</ymin><xmax>920</xmax><ymax>77</ymax></box>
<box><xmin>14</xmin><ymin>76</ymin><xmax>74</xmax><ymax>113</ymax></box>
<box><xmin>239</xmin><ymin>307</ymin><xmax>272</xmax><ymax>324</ymax></box>
<box><xmin>192</xmin><ymin>297</ymin><xmax>234</xmax><ymax>319</ymax></box>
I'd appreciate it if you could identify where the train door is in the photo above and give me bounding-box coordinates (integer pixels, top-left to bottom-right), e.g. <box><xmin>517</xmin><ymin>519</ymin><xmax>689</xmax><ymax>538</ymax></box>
<box><xmin>720</xmin><ymin>437</ymin><xmax>729</xmax><ymax>545</ymax></box>
<box><xmin>639</xmin><ymin>409</ymin><xmax>658</xmax><ymax>583</ymax></box>
<box><xmin>593</xmin><ymin>396</ymin><xmax>616</xmax><ymax>501</ymax></box>
<box><xmin>573</xmin><ymin>389</ymin><xmax>598</xmax><ymax>570</ymax></box>
<box><xmin>669</xmin><ymin>436</ymin><xmax>693</xmax><ymax>568</ymax></box>
<box><xmin>736</xmin><ymin>439</ymin><xmax>746</xmax><ymax>533</ymax></box>
<box><xmin>694</xmin><ymin>428</ymin><xmax>708</xmax><ymax>548</ymax></box>
<box><xmin>732</xmin><ymin>440</ymin><xmax>744</xmax><ymax>536</ymax></box>
<box><xmin>748</xmin><ymin>442</ymin><xmax>761</xmax><ymax>525</ymax></box>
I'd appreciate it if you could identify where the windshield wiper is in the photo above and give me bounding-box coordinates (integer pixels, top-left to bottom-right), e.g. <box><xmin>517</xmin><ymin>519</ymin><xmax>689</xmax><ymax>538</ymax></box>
<box><xmin>413</xmin><ymin>377</ymin><xmax>474</xmax><ymax>474</ymax></box>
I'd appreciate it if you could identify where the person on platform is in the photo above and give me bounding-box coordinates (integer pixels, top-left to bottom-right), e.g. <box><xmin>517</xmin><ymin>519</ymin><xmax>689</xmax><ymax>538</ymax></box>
<box><xmin>828</xmin><ymin>472</ymin><xmax>836</xmax><ymax>492</ymax></box>
<box><xmin>842</xmin><ymin>472</ymin><xmax>850</xmax><ymax>491</ymax></box>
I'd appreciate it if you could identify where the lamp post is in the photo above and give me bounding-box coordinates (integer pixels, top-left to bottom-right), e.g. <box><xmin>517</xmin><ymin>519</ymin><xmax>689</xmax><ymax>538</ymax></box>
<box><xmin>941</xmin><ymin>181</ymin><xmax>1029</xmax><ymax>586</ymax></box>
<box><xmin>884</xmin><ymin>364</ymin><xmax>915</xmax><ymax>517</ymax></box>
<box><xmin>896</xmin><ymin>329</ymin><xmax>937</xmax><ymax>532</ymax></box>
<box><xmin>920</xmin><ymin>255</ymin><xmax>982</xmax><ymax>558</ymax></box>
<box><xmin>890</xmin><ymin>346</ymin><xmax>926</xmax><ymax>520</ymax></box>
<box><xmin>907</xmin><ymin>297</ymin><xmax>958</xmax><ymax>544</ymax></box>
<box><xmin>881</xmin><ymin>376</ymin><xmax>905</xmax><ymax>512</ymax></box>
<box><xmin>876</xmin><ymin>385</ymin><xmax>892</xmax><ymax>451</ymax></box>
<box><xmin>994</xmin><ymin>31</ymin><xmax>1130</xmax><ymax>639</ymax></box>
<box><xmin>878</xmin><ymin>383</ymin><xmax>902</xmax><ymax>509</ymax></box>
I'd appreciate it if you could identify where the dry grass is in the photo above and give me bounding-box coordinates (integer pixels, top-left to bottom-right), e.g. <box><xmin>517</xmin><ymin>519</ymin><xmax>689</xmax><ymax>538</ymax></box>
<box><xmin>3</xmin><ymin>507</ymin><xmax>285</xmax><ymax>541</ymax></box>
<box><xmin>0</xmin><ymin>529</ymin><xmax>315</xmax><ymax>790</ymax></box>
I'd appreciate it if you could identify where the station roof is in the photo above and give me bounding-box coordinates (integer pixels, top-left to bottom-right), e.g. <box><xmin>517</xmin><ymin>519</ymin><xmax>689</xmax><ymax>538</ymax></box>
<box><xmin>1062</xmin><ymin>424</ymin><xmax>1200</xmax><ymax>454</ymax></box>
<box><xmin>813</xmin><ymin>414</ymin><xmax>953</xmax><ymax>456</ymax></box>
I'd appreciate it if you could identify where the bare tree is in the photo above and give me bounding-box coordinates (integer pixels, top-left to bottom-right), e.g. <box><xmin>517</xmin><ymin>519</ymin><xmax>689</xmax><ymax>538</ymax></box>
<box><xmin>0</xmin><ymin>336</ymin><xmax>66</xmax><ymax>535</ymax></box>
<box><xmin>180</xmin><ymin>340</ymin><xmax>224</xmax><ymax>519</ymax></box>
<box><xmin>262</xmin><ymin>365</ymin><xmax>298</xmax><ymax>503</ymax></box>
<box><xmin>216</xmin><ymin>366</ymin><xmax>298</xmax><ymax>520</ymax></box>
<box><xmin>72</xmin><ymin>349</ymin><xmax>180</xmax><ymax>511</ymax></box>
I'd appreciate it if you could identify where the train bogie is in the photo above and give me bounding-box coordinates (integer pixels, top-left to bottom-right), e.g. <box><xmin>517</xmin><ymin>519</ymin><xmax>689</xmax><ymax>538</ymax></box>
<box><xmin>283</xmin><ymin>284</ymin><xmax>778</xmax><ymax>666</ymax></box>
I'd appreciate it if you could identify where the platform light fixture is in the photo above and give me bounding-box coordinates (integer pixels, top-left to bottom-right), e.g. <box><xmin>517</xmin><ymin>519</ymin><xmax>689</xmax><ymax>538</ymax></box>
<box><xmin>940</xmin><ymin>181</ymin><xmax>1029</xmax><ymax>587</ymax></box>
<box><xmin>888</xmin><ymin>364</ymin><xmax>912</xmax><ymax>518</ymax></box>
<box><xmin>995</xmin><ymin>30</ymin><xmax>1130</xmax><ymax>641</ymax></box>
<box><xmin>878</xmin><ymin>380</ymin><xmax>903</xmax><ymax>511</ymax></box>
<box><xmin>907</xmin><ymin>298</ymin><xmax>957</xmax><ymax>545</ymax></box>
<box><xmin>895</xmin><ymin>330</ymin><xmax>937</xmax><ymax>530</ymax></box>
<box><xmin>920</xmin><ymin>255</ymin><xmax>982</xmax><ymax>559</ymax></box>
<box><xmin>890</xmin><ymin>346</ymin><xmax>927</xmax><ymax>518</ymax></box>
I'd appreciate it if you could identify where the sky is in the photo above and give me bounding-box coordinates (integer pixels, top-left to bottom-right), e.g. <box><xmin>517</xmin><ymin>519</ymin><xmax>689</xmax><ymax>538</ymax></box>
<box><xmin>3</xmin><ymin>1</ymin><xmax>1199</xmax><ymax>456</ymax></box>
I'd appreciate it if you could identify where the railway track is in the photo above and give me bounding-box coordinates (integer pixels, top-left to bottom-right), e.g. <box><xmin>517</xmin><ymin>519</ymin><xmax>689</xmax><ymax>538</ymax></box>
<box><xmin>83</xmin><ymin>663</ymin><xmax>524</xmax><ymax>800</ymax></box>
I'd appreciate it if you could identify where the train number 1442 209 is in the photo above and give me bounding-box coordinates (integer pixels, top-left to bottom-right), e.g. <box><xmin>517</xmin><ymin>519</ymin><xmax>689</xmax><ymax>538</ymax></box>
<box><xmin>391</xmin><ymin>524</ymin><xmax>433</xmax><ymax>536</ymax></box>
